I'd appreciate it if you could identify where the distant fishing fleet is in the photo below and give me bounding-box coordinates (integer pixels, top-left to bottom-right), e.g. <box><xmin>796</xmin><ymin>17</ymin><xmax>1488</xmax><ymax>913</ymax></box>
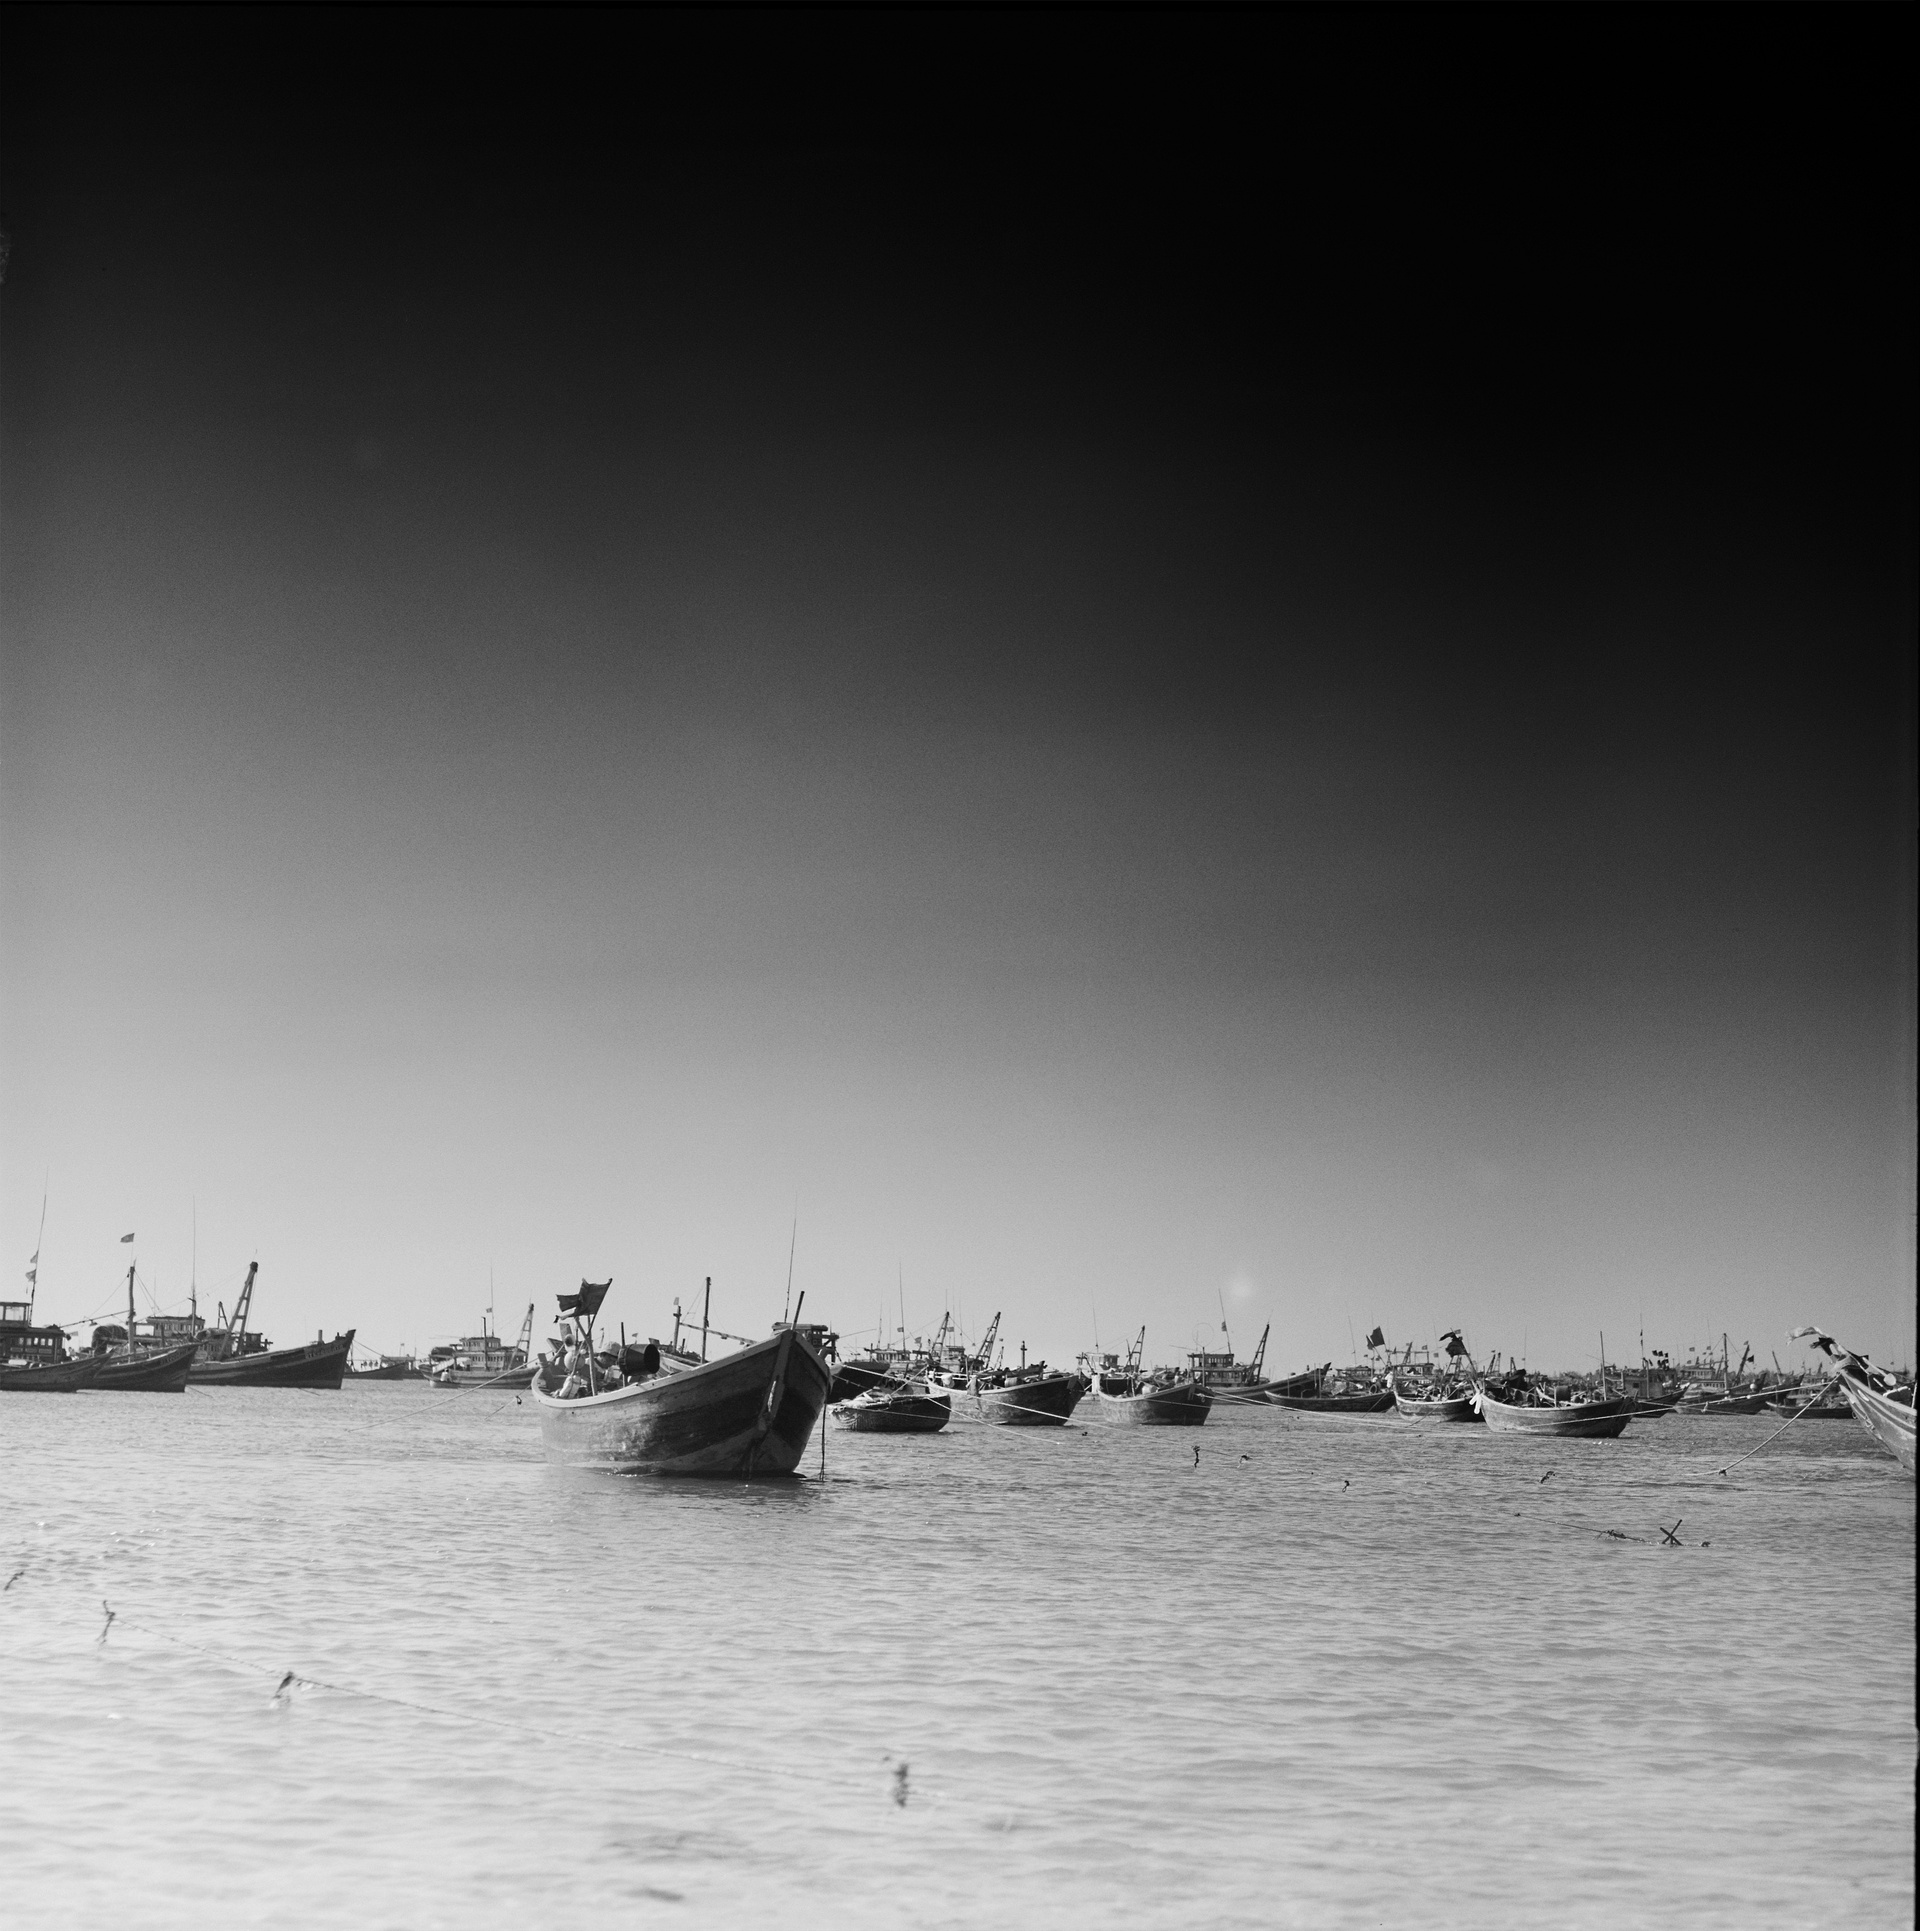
<box><xmin>3</xmin><ymin>1251</ymin><xmax>1911</xmax><ymax>1482</ymax></box>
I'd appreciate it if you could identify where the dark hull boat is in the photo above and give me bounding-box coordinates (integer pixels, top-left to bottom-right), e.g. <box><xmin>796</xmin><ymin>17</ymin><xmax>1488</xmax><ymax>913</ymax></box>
<box><xmin>1473</xmin><ymin>1388</ymin><xmax>1635</xmax><ymax>1438</ymax></box>
<box><xmin>532</xmin><ymin>1323</ymin><xmax>833</xmax><ymax>1475</ymax></box>
<box><xmin>189</xmin><ymin>1331</ymin><xmax>355</xmax><ymax>1389</ymax></box>
<box><xmin>347</xmin><ymin>1359</ymin><xmax>421</xmax><ymax>1380</ymax></box>
<box><xmin>1271</xmin><ymin>1389</ymin><xmax>1396</xmax><ymax>1415</ymax></box>
<box><xmin>830</xmin><ymin>1356</ymin><xmax>916</xmax><ymax>1404</ymax></box>
<box><xmin>1090</xmin><ymin>1377</ymin><xmax>1212</xmax><ymax>1425</ymax></box>
<box><xmin>1690</xmin><ymin>1389</ymin><xmax>1775</xmax><ymax>1415</ymax></box>
<box><xmin>832</xmin><ymin>1380</ymin><xmax>951</xmax><ymax>1434</ymax></box>
<box><xmin>95</xmin><ymin>1341</ymin><xmax>198</xmax><ymax>1393</ymax></box>
<box><xmin>0</xmin><ymin>1353</ymin><xmax>103</xmax><ymax>1393</ymax></box>
<box><xmin>932</xmin><ymin>1369</ymin><xmax>1087</xmax><ymax>1426</ymax></box>
<box><xmin>1766</xmin><ymin>1388</ymin><xmax>1852</xmax><ymax>1420</ymax></box>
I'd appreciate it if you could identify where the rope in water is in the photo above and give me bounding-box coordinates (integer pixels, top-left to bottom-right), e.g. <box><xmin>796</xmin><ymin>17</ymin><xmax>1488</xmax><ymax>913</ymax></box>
<box><xmin>1711</xmin><ymin>1376</ymin><xmax>1844</xmax><ymax>1477</ymax></box>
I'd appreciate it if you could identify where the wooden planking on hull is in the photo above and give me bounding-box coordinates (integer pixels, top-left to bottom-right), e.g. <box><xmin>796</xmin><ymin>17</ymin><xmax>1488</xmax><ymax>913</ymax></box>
<box><xmin>1091</xmin><ymin>1381</ymin><xmax>1213</xmax><ymax>1425</ymax></box>
<box><xmin>531</xmin><ymin>1324</ymin><xmax>834</xmax><ymax>1475</ymax></box>
<box><xmin>1473</xmin><ymin>1388</ymin><xmax>1635</xmax><ymax>1438</ymax></box>
<box><xmin>1393</xmin><ymin>1391</ymin><xmax>1481</xmax><ymax>1423</ymax></box>
<box><xmin>832</xmin><ymin>1383</ymin><xmax>951</xmax><ymax>1433</ymax></box>
<box><xmin>95</xmin><ymin>1341</ymin><xmax>198</xmax><ymax>1393</ymax></box>
<box><xmin>188</xmin><ymin>1331</ymin><xmax>356</xmax><ymax>1389</ymax></box>
<box><xmin>0</xmin><ymin>1353</ymin><xmax>104</xmax><ymax>1393</ymax></box>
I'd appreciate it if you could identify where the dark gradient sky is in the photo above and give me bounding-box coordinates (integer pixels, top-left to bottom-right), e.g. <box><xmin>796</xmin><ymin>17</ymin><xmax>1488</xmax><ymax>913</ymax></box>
<box><xmin>3</xmin><ymin>10</ymin><xmax>1912</xmax><ymax>1370</ymax></box>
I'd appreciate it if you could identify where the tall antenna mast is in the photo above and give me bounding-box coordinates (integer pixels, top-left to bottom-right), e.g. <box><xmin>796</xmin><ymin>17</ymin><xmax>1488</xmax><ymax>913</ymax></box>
<box><xmin>190</xmin><ymin>1199</ymin><xmax>197</xmax><ymax>1322</ymax></box>
<box><xmin>783</xmin><ymin>1211</ymin><xmax>798</xmax><ymax>1322</ymax></box>
<box><xmin>28</xmin><ymin>1177</ymin><xmax>48</xmax><ymax>1320</ymax></box>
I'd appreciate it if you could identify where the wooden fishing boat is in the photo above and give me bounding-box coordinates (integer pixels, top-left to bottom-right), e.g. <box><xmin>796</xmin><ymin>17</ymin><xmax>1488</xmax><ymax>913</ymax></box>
<box><xmin>94</xmin><ymin>1340</ymin><xmax>198</xmax><ymax>1393</ymax></box>
<box><xmin>1091</xmin><ymin>1375</ymin><xmax>1212</xmax><ymax>1425</ymax></box>
<box><xmin>0</xmin><ymin>1351</ymin><xmax>103</xmax><ymax>1392</ymax></box>
<box><xmin>531</xmin><ymin>1279</ymin><xmax>833</xmax><ymax>1475</ymax></box>
<box><xmin>1473</xmin><ymin>1384</ymin><xmax>1635</xmax><ymax>1438</ymax></box>
<box><xmin>190</xmin><ymin>1330</ymin><xmax>355</xmax><ymax>1387</ymax></box>
<box><xmin>1692</xmin><ymin>1387</ymin><xmax>1774</xmax><ymax>1415</ymax></box>
<box><xmin>929</xmin><ymin>1363</ymin><xmax>1088</xmax><ymax>1425</ymax></box>
<box><xmin>183</xmin><ymin>1263</ymin><xmax>355</xmax><ymax>1388</ymax></box>
<box><xmin>1084</xmin><ymin>1329</ymin><xmax>1212</xmax><ymax>1424</ymax></box>
<box><xmin>1791</xmin><ymin>1329</ymin><xmax>1915</xmax><ymax>1476</ymax></box>
<box><xmin>86</xmin><ymin>1265</ymin><xmax>196</xmax><ymax>1390</ymax></box>
<box><xmin>831</xmin><ymin>1379</ymin><xmax>951</xmax><ymax>1433</ymax></box>
<box><xmin>430</xmin><ymin>1304</ymin><xmax>536</xmax><ymax>1387</ymax></box>
<box><xmin>1185</xmin><ymin>1322</ymin><xmax>1283</xmax><ymax>1402</ymax></box>
<box><xmin>1269</xmin><ymin>1365</ymin><xmax>1395</xmax><ymax>1414</ymax></box>
<box><xmin>1765</xmin><ymin>1384</ymin><xmax>1852</xmax><ymax>1420</ymax></box>
<box><xmin>2</xmin><ymin>1288</ymin><xmax>91</xmax><ymax>1389</ymax></box>
<box><xmin>1392</xmin><ymin>1383</ymin><xmax>1480</xmax><ymax>1423</ymax></box>
<box><xmin>347</xmin><ymin>1353</ymin><xmax>423</xmax><ymax>1380</ymax></box>
<box><xmin>1273</xmin><ymin>1388</ymin><xmax>1396</xmax><ymax>1414</ymax></box>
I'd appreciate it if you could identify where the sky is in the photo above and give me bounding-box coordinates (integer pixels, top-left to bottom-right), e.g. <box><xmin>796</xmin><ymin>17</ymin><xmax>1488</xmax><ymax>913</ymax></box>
<box><xmin>2</xmin><ymin>12</ymin><xmax>1913</xmax><ymax>1375</ymax></box>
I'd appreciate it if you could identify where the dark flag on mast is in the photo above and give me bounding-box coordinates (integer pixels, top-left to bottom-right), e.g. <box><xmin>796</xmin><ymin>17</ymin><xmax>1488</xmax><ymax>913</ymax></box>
<box><xmin>1365</xmin><ymin>1326</ymin><xmax>1385</xmax><ymax>1350</ymax></box>
<box><xmin>1440</xmin><ymin>1329</ymin><xmax>1467</xmax><ymax>1358</ymax></box>
<box><xmin>558</xmin><ymin>1279</ymin><xmax>611</xmax><ymax>1323</ymax></box>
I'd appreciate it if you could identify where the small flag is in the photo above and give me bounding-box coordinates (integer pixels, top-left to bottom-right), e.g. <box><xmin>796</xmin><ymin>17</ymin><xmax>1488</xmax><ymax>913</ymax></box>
<box><xmin>120</xmin><ymin>1232</ymin><xmax>135</xmax><ymax>1243</ymax></box>
<box><xmin>1441</xmin><ymin>1328</ymin><xmax>1466</xmax><ymax>1357</ymax></box>
<box><xmin>557</xmin><ymin>1279</ymin><xmax>611</xmax><ymax>1323</ymax></box>
<box><xmin>24</xmin><ymin>1267</ymin><xmax>35</xmax><ymax>1284</ymax></box>
<box><xmin>1366</xmin><ymin>1326</ymin><xmax>1385</xmax><ymax>1350</ymax></box>
<box><xmin>28</xmin><ymin>1250</ymin><xmax>37</xmax><ymax>1263</ymax></box>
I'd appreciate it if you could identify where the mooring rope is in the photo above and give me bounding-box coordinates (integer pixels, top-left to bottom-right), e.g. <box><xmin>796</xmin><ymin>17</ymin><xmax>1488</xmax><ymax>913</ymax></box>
<box><xmin>1711</xmin><ymin>1377</ymin><xmax>1845</xmax><ymax>1478</ymax></box>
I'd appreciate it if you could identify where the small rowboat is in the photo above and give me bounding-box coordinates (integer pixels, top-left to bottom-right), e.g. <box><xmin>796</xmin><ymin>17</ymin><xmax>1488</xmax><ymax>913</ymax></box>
<box><xmin>0</xmin><ymin>1352</ymin><xmax>103</xmax><ymax>1393</ymax></box>
<box><xmin>1792</xmin><ymin>1329</ymin><xmax>1915</xmax><ymax>1476</ymax></box>
<box><xmin>1089</xmin><ymin>1372</ymin><xmax>1213</xmax><ymax>1426</ymax></box>
<box><xmin>95</xmin><ymin>1341</ymin><xmax>198</xmax><ymax>1393</ymax></box>
<box><xmin>832</xmin><ymin>1380</ymin><xmax>951</xmax><ymax>1433</ymax></box>
<box><xmin>1473</xmin><ymin>1386</ymin><xmax>1635</xmax><ymax>1438</ymax></box>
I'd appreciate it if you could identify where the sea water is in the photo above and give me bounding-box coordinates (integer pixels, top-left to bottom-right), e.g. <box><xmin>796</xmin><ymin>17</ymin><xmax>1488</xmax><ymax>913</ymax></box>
<box><xmin>2</xmin><ymin>1385</ymin><xmax>1911</xmax><ymax>1928</ymax></box>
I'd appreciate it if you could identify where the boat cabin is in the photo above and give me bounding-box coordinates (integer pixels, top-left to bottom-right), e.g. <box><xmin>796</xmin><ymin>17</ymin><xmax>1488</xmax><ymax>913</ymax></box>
<box><xmin>1</xmin><ymin>1301</ymin><xmax>69</xmax><ymax>1365</ymax></box>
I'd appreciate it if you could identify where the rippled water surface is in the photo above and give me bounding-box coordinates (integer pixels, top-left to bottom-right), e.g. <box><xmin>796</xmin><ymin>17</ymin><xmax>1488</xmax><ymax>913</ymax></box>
<box><xmin>3</xmin><ymin>1384</ymin><xmax>1912</xmax><ymax>1928</ymax></box>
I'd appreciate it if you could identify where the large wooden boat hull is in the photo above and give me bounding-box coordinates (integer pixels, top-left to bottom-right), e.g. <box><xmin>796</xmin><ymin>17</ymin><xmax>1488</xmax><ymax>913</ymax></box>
<box><xmin>189</xmin><ymin>1331</ymin><xmax>356</xmax><ymax>1389</ymax></box>
<box><xmin>347</xmin><ymin>1362</ymin><xmax>421</xmax><ymax>1380</ymax></box>
<box><xmin>1092</xmin><ymin>1381</ymin><xmax>1212</xmax><ymax>1425</ymax></box>
<box><xmin>1834</xmin><ymin>1375</ymin><xmax>1915</xmax><ymax>1475</ymax></box>
<box><xmin>94</xmin><ymin>1341</ymin><xmax>198</xmax><ymax>1393</ymax></box>
<box><xmin>832</xmin><ymin>1383</ymin><xmax>951</xmax><ymax>1433</ymax></box>
<box><xmin>1474</xmin><ymin>1389</ymin><xmax>1635</xmax><ymax>1437</ymax></box>
<box><xmin>1393</xmin><ymin>1390</ymin><xmax>1481</xmax><ymax>1423</ymax></box>
<box><xmin>1270</xmin><ymin>1390</ymin><xmax>1396</xmax><ymax>1414</ymax></box>
<box><xmin>0</xmin><ymin>1353</ymin><xmax>104</xmax><ymax>1392</ymax></box>
<box><xmin>531</xmin><ymin>1326</ymin><xmax>832</xmax><ymax>1475</ymax></box>
<box><xmin>962</xmin><ymin>1372</ymin><xmax>1088</xmax><ymax>1426</ymax></box>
